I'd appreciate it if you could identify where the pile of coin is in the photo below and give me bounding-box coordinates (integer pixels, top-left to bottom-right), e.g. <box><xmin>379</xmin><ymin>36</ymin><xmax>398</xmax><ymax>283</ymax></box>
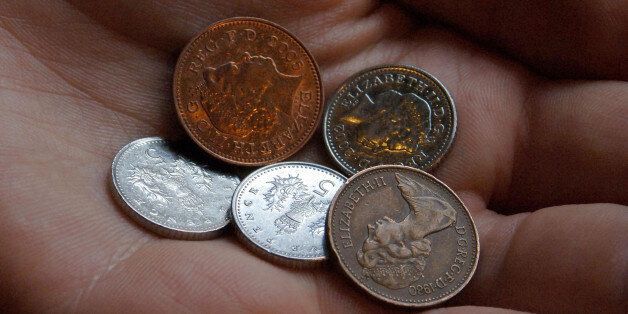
<box><xmin>111</xmin><ymin>17</ymin><xmax>478</xmax><ymax>307</ymax></box>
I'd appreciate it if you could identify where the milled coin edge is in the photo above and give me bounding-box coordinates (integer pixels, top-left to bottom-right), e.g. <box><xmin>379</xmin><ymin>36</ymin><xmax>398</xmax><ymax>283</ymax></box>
<box><xmin>326</xmin><ymin>164</ymin><xmax>479</xmax><ymax>307</ymax></box>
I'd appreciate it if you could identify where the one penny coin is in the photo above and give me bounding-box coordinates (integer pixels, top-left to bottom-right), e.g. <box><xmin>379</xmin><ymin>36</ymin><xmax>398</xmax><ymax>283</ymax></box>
<box><xmin>174</xmin><ymin>17</ymin><xmax>323</xmax><ymax>166</ymax></box>
<box><xmin>323</xmin><ymin>65</ymin><xmax>457</xmax><ymax>175</ymax></box>
<box><xmin>327</xmin><ymin>165</ymin><xmax>478</xmax><ymax>307</ymax></box>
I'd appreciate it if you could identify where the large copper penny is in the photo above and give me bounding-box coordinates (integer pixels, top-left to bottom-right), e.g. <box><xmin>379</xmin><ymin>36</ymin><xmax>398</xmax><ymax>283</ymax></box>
<box><xmin>174</xmin><ymin>17</ymin><xmax>323</xmax><ymax>166</ymax></box>
<box><xmin>327</xmin><ymin>165</ymin><xmax>479</xmax><ymax>307</ymax></box>
<box><xmin>323</xmin><ymin>65</ymin><xmax>456</xmax><ymax>175</ymax></box>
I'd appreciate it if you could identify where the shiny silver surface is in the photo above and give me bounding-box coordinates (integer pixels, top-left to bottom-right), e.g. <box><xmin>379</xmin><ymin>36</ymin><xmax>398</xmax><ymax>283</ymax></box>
<box><xmin>111</xmin><ymin>137</ymin><xmax>240</xmax><ymax>239</ymax></box>
<box><xmin>232</xmin><ymin>162</ymin><xmax>346</xmax><ymax>266</ymax></box>
<box><xmin>323</xmin><ymin>65</ymin><xmax>457</xmax><ymax>175</ymax></box>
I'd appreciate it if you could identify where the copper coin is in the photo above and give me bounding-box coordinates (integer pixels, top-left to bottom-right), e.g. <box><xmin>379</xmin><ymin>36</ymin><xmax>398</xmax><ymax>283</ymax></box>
<box><xmin>323</xmin><ymin>65</ymin><xmax>457</xmax><ymax>175</ymax></box>
<box><xmin>174</xmin><ymin>17</ymin><xmax>323</xmax><ymax>166</ymax></box>
<box><xmin>327</xmin><ymin>165</ymin><xmax>479</xmax><ymax>307</ymax></box>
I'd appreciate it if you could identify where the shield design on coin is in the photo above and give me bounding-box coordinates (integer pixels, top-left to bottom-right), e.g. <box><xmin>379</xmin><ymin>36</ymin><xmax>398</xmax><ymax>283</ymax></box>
<box><xmin>356</xmin><ymin>173</ymin><xmax>456</xmax><ymax>289</ymax></box>
<box><xmin>200</xmin><ymin>52</ymin><xmax>302</xmax><ymax>139</ymax></box>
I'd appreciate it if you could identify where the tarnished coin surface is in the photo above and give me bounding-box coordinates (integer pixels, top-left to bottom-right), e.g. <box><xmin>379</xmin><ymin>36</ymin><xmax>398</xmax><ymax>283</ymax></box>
<box><xmin>323</xmin><ymin>65</ymin><xmax>457</xmax><ymax>175</ymax></box>
<box><xmin>327</xmin><ymin>165</ymin><xmax>478</xmax><ymax>307</ymax></box>
<box><xmin>174</xmin><ymin>17</ymin><xmax>323</xmax><ymax>166</ymax></box>
<box><xmin>232</xmin><ymin>162</ymin><xmax>346</xmax><ymax>266</ymax></box>
<box><xmin>111</xmin><ymin>137</ymin><xmax>240</xmax><ymax>239</ymax></box>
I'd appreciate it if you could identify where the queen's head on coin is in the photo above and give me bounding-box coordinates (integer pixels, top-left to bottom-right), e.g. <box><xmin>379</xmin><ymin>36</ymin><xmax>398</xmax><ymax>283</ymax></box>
<box><xmin>199</xmin><ymin>52</ymin><xmax>302</xmax><ymax>139</ymax></box>
<box><xmin>357</xmin><ymin>173</ymin><xmax>456</xmax><ymax>289</ymax></box>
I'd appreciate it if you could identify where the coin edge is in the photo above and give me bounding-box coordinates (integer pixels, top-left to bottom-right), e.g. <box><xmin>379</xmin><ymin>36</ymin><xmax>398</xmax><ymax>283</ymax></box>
<box><xmin>231</xmin><ymin>161</ymin><xmax>347</xmax><ymax>267</ymax></box>
<box><xmin>326</xmin><ymin>164</ymin><xmax>479</xmax><ymax>307</ymax></box>
<box><xmin>322</xmin><ymin>64</ymin><xmax>458</xmax><ymax>175</ymax></box>
<box><xmin>173</xmin><ymin>17</ymin><xmax>324</xmax><ymax>166</ymax></box>
<box><xmin>111</xmin><ymin>136</ymin><xmax>236</xmax><ymax>240</ymax></box>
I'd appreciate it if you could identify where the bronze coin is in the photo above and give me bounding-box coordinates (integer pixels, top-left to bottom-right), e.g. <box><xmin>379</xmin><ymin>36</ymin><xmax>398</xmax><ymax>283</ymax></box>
<box><xmin>327</xmin><ymin>165</ymin><xmax>479</xmax><ymax>307</ymax></box>
<box><xmin>174</xmin><ymin>17</ymin><xmax>323</xmax><ymax>166</ymax></box>
<box><xmin>323</xmin><ymin>65</ymin><xmax>456</xmax><ymax>175</ymax></box>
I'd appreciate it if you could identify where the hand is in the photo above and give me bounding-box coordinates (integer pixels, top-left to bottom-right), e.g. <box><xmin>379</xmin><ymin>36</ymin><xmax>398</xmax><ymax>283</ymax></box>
<box><xmin>0</xmin><ymin>1</ymin><xmax>626</xmax><ymax>312</ymax></box>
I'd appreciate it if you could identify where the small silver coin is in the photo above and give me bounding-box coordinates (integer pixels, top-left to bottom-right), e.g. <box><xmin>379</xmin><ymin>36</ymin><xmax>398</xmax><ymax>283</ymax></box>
<box><xmin>232</xmin><ymin>162</ymin><xmax>346</xmax><ymax>266</ymax></box>
<box><xmin>111</xmin><ymin>137</ymin><xmax>240</xmax><ymax>240</ymax></box>
<box><xmin>323</xmin><ymin>65</ymin><xmax>457</xmax><ymax>175</ymax></box>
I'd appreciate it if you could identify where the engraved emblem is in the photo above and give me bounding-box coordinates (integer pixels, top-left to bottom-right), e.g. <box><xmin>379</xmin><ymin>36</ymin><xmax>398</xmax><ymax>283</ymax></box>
<box><xmin>112</xmin><ymin>137</ymin><xmax>241</xmax><ymax>239</ymax></box>
<box><xmin>308</xmin><ymin>217</ymin><xmax>326</xmax><ymax>237</ymax></box>
<box><xmin>198</xmin><ymin>52</ymin><xmax>302</xmax><ymax>139</ymax></box>
<box><xmin>127</xmin><ymin>151</ymin><xmax>218</xmax><ymax>226</ymax></box>
<box><xmin>262</xmin><ymin>175</ymin><xmax>331</xmax><ymax>234</ymax></box>
<box><xmin>174</xmin><ymin>18</ymin><xmax>323</xmax><ymax>166</ymax></box>
<box><xmin>356</xmin><ymin>173</ymin><xmax>456</xmax><ymax>289</ymax></box>
<box><xmin>232</xmin><ymin>162</ymin><xmax>346</xmax><ymax>265</ymax></box>
<box><xmin>342</xmin><ymin>90</ymin><xmax>433</xmax><ymax>156</ymax></box>
<box><xmin>324</xmin><ymin>66</ymin><xmax>457</xmax><ymax>175</ymax></box>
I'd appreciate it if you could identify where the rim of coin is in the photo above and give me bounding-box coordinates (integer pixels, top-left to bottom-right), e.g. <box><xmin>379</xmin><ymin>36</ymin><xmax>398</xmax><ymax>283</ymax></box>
<box><xmin>232</xmin><ymin>161</ymin><xmax>346</xmax><ymax>267</ymax></box>
<box><xmin>111</xmin><ymin>137</ymin><xmax>239</xmax><ymax>240</ymax></box>
<box><xmin>327</xmin><ymin>165</ymin><xmax>479</xmax><ymax>307</ymax></box>
<box><xmin>173</xmin><ymin>16</ymin><xmax>323</xmax><ymax>166</ymax></box>
<box><xmin>323</xmin><ymin>64</ymin><xmax>457</xmax><ymax>175</ymax></box>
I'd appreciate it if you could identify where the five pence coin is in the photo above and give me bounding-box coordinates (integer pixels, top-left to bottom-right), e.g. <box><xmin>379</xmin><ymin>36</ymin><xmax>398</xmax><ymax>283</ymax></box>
<box><xmin>232</xmin><ymin>162</ymin><xmax>346</xmax><ymax>266</ymax></box>
<box><xmin>111</xmin><ymin>137</ymin><xmax>241</xmax><ymax>240</ymax></box>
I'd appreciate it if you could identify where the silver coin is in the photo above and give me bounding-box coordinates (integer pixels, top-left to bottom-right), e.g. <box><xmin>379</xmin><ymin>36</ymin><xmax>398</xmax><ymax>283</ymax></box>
<box><xmin>232</xmin><ymin>162</ymin><xmax>346</xmax><ymax>266</ymax></box>
<box><xmin>111</xmin><ymin>137</ymin><xmax>240</xmax><ymax>239</ymax></box>
<box><xmin>323</xmin><ymin>65</ymin><xmax>457</xmax><ymax>175</ymax></box>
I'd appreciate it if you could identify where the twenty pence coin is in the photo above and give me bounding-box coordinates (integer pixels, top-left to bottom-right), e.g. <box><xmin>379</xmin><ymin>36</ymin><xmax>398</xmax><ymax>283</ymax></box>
<box><xmin>232</xmin><ymin>162</ymin><xmax>346</xmax><ymax>267</ymax></box>
<box><xmin>327</xmin><ymin>165</ymin><xmax>478</xmax><ymax>307</ymax></box>
<box><xmin>323</xmin><ymin>65</ymin><xmax>456</xmax><ymax>175</ymax></box>
<box><xmin>111</xmin><ymin>137</ymin><xmax>240</xmax><ymax>240</ymax></box>
<box><xmin>174</xmin><ymin>17</ymin><xmax>323</xmax><ymax>166</ymax></box>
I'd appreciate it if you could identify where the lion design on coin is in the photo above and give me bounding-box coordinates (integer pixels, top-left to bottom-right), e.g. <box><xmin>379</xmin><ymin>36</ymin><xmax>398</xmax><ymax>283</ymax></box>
<box><xmin>357</xmin><ymin>173</ymin><xmax>456</xmax><ymax>289</ymax></box>
<box><xmin>342</xmin><ymin>90</ymin><xmax>433</xmax><ymax>155</ymax></box>
<box><xmin>200</xmin><ymin>52</ymin><xmax>302</xmax><ymax>139</ymax></box>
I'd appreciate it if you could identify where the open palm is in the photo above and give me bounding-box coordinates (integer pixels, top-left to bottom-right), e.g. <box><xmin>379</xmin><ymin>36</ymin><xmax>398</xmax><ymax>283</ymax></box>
<box><xmin>1</xmin><ymin>1</ymin><xmax>626</xmax><ymax>312</ymax></box>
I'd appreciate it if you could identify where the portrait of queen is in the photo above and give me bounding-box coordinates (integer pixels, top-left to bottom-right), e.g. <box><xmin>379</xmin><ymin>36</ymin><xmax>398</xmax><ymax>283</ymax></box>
<box><xmin>199</xmin><ymin>52</ymin><xmax>302</xmax><ymax>139</ymax></box>
<box><xmin>357</xmin><ymin>174</ymin><xmax>456</xmax><ymax>289</ymax></box>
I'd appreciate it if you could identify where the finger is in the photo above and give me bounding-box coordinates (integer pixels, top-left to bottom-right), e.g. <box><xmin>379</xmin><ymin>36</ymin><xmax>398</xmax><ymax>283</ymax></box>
<box><xmin>456</xmin><ymin>199</ymin><xmax>628</xmax><ymax>312</ymax></box>
<box><xmin>64</xmin><ymin>237</ymin><xmax>398</xmax><ymax>312</ymax></box>
<box><xmin>324</xmin><ymin>24</ymin><xmax>628</xmax><ymax>208</ymax></box>
<box><xmin>0</xmin><ymin>1</ymin><xmax>409</xmax><ymax>152</ymax></box>
<box><xmin>402</xmin><ymin>0</ymin><xmax>628</xmax><ymax>80</ymax></box>
<box><xmin>499</xmin><ymin>80</ymin><xmax>628</xmax><ymax>210</ymax></box>
<box><xmin>0</xmin><ymin>0</ymin><xmax>179</xmax><ymax>151</ymax></box>
<box><xmin>424</xmin><ymin>306</ymin><xmax>527</xmax><ymax>314</ymax></box>
<box><xmin>67</xmin><ymin>0</ymin><xmax>402</xmax><ymax>61</ymax></box>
